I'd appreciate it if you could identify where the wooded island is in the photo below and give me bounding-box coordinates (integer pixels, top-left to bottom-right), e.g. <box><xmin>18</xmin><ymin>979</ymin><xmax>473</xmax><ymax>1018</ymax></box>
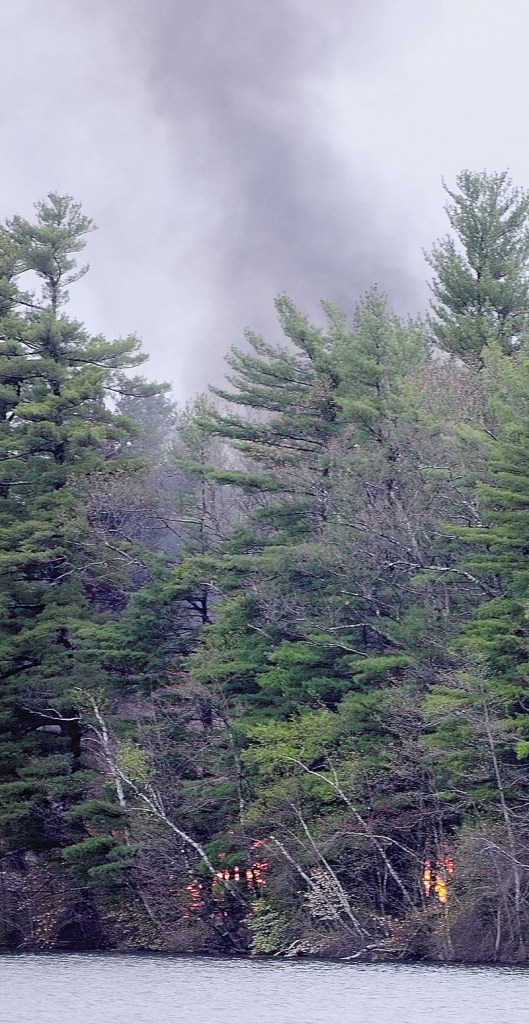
<box><xmin>1</xmin><ymin>172</ymin><xmax>529</xmax><ymax>961</ymax></box>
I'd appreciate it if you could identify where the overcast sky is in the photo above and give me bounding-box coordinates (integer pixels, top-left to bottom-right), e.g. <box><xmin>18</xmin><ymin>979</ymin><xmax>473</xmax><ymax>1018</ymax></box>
<box><xmin>2</xmin><ymin>0</ymin><xmax>529</xmax><ymax>399</ymax></box>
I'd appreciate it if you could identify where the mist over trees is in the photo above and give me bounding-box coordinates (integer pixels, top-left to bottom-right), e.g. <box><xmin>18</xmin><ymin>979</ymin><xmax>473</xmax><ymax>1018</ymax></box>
<box><xmin>1</xmin><ymin>173</ymin><xmax>529</xmax><ymax>961</ymax></box>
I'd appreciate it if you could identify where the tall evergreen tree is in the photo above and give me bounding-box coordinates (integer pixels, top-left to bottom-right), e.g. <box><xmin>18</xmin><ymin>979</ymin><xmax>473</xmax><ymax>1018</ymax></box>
<box><xmin>423</xmin><ymin>340</ymin><xmax>529</xmax><ymax>877</ymax></box>
<box><xmin>0</xmin><ymin>194</ymin><xmax>158</xmax><ymax>851</ymax></box>
<box><xmin>190</xmin><ymin>290</ymin><xmax>455</xmax><ymax>718</ymax></box>
<box><xmin>426</xmin><ymin>171</ymin><xmax>529</xmax><ymax>360</ymax></box>
<box><xmin>431</xmin><ymin>341</ymin><xmax>529</xmax><ymax>728</ymax></box>
<box><xmin>184</xmin><ymin>293</ymin><xmax>461</xmax><ymax>928</ymax></box>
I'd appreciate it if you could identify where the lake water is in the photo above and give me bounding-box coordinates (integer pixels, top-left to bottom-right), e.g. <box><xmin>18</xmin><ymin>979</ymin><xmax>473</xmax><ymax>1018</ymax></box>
<box><xmin>0</xmin><ymin>953</ymin><xmax>527</xmax><ymax>1024</ymax></box>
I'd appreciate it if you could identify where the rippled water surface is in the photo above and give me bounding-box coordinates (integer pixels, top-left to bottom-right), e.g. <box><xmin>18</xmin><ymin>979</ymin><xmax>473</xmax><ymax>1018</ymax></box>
<box><xmin>1</xmin><ymin>953</ymin><xmax>528</xmax><ymax>1024</ymax></box>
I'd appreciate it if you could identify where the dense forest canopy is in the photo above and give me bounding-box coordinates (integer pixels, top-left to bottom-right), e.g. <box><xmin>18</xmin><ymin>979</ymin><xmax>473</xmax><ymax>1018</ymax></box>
<box><xmin>1</xmin><ymin>172</ymin><xmax>529</xmax><ymax>961</ymax></box>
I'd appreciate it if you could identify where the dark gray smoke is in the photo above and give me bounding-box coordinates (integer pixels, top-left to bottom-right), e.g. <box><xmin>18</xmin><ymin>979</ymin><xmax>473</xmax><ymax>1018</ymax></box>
<box><xmin>5</xmin><ymin>0</ymin><xmax>529</xmax><ymax>396</ymax></box>
<box><xmin>97</xmin><ymin>0</ymin><xmax>421</xmax><ymax>388</ymax></box>
<box><xmin>1</xmin><ymin>0</ymin><xmax>430</xmax><ymax>397</ymax></box>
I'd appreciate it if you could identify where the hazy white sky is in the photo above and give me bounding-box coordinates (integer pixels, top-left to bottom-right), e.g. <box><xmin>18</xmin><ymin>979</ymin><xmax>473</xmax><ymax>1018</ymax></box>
<box><xmin>2</xmin><ymin>0</ymin><xmax>529</xmax><ymax>398</ymax></box>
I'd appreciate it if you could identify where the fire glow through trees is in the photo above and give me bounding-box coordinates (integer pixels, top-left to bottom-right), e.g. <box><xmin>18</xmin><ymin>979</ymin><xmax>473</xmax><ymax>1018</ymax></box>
<box><xmin>422</xmin><ymin>852</ymin><xmax>454</xmax><ymax>905</ymax></box>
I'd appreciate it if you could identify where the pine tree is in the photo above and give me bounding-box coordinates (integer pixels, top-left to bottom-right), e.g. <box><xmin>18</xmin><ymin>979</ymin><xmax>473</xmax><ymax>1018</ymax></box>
<box><xmin>424</xmin><ymin>341</ymin><xmax>529</xmax><ymax>901</ymax></box>
<box><xmin>0</xmin><ymin>194</ymin><xmax>158</xmax><ymax>852</ymax></box>
<box><xmin>426</xmin><ymin>170</ymin><xmax>529</xmax><ymax>360</ymax></box>
<box><xmin>189</xmin><ymin>290</ymin><xmax>452</xmax><ymax>718</ymax></box>
<box><xmin>448</xmin><ymin>341</ymin><xmax>529</xmax><ymax>730</ymax></box>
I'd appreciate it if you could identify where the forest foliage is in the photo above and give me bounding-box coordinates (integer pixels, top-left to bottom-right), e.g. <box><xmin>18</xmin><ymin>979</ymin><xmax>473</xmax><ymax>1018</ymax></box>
<box><xmin>2</xmin><ymin>171</ymin><xmax>529</xmax><ymax>960</ymax></box>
